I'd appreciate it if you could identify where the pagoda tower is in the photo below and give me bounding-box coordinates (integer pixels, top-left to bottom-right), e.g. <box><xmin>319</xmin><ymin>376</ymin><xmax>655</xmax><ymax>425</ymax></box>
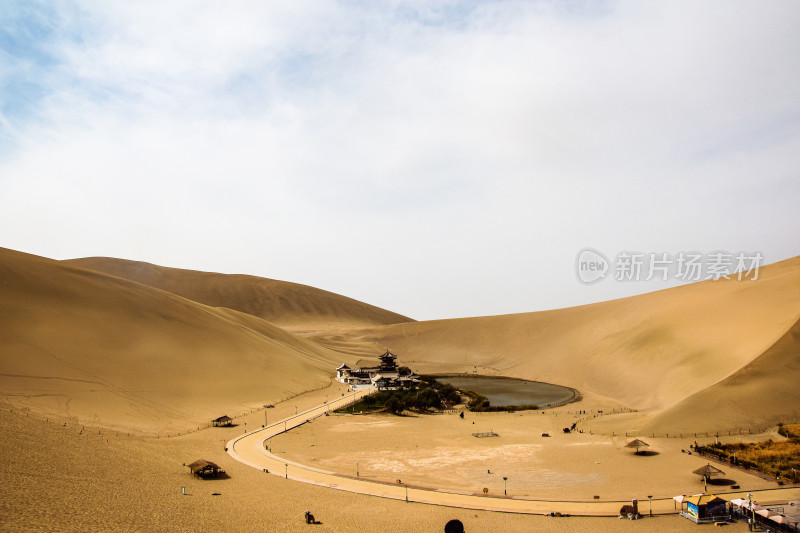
<box><xmin>378</xmin><ymin>350</ymin><xmax>398</xmax><ymax>372</ymax></box>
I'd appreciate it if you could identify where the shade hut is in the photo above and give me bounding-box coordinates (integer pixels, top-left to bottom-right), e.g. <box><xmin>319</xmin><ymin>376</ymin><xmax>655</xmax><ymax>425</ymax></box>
<box><xmin>693</xmin><ymin>463</ymin><xmax>725</xmax><ymax>491</ymax></box>
<box><xmin>188</xmin><ymin>459</ymin><xmax>224</xmax><ymax>478</ymax></box>
<box><xmin>625</xmin><ymin>439</ymin><xmax>650</xmax><ymax>455</ymax></box>
<box><xmin>212</xmin><ymin>415</ymin><xmax>232</xmax><ymax>427</ymax></box>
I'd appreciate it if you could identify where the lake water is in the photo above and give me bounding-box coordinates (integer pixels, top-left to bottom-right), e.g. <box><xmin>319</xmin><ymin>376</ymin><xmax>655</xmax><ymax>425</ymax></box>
<box><xmin>436</xmin><ymin>376</ymin><xmax>576</xmax><ymax>408</ymax></box>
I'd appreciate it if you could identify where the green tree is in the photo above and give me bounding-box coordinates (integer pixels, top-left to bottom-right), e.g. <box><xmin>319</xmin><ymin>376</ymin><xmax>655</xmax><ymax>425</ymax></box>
<box><xmin>386</xmin><ymin>396</ymin><xmax>403</xmax><ymax>414</ymax></box>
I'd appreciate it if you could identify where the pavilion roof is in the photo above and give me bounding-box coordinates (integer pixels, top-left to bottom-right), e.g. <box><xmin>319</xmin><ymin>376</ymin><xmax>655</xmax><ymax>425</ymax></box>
<box><xmin>188</xmin><ymin>459</ymin><xmax>221</xmax><ymax>474</ymax></box>
<box><xmin>684</xmin><ymin>494</ymin><xmax>727</xmax><ymax>506</ymax></box>
<box><xmin>692</xmin><ymin>463</ymin><xmax>725</xmax><ymax>477</ymax></box>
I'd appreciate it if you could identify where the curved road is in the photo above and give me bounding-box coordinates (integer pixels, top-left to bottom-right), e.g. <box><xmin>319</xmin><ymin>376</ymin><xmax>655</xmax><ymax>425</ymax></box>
<box><xmin>227</xmin><ymin>391</ymin><xmax>800</xmax><ymax>516</ymax></box>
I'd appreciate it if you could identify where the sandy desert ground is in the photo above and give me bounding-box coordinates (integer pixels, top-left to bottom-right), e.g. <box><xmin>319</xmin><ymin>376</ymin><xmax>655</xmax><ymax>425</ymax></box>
<box><xmin>2</xmin><ymin>247</ymin><xmax>799</xmax><ymax>531</ymax></box>
<box><xmin>2</xmin><ymin>384</ymin><xmax>780</xmax><ymax>533</ymax></box>
<box><xmin>272</xmin><ymin>404</ymin><xmax>780</xmax><ymax>501</ymax></box>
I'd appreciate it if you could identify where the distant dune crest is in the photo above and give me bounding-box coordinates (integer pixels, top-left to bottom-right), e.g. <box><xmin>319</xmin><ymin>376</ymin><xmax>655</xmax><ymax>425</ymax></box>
<box><xmin>64</xmin><ymin>256</ymin><xmax>414</xmax><ymax>333</ymax></box>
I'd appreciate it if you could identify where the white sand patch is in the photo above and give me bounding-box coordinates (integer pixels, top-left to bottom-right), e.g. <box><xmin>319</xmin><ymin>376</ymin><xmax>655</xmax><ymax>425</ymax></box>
<box><xmin>365</xmin><ymin>444</ymin><xmax>541</xmax><ymax>472</ymax></box>
<box><xmin>369</xmin><ymin>458</ymin><xmax>407</xmax><ymax>472</ymax></box>
<box><xmin>329</xmin><ymin>420</ymin><xmax>397</xmax><ymax>432</ymax></box>
<box><xmin>526</xmin><ymin>469</ymin><xmax>604</xmax><ymax>488</ymax></box>
<box><xmin>358</xmin><ymin>444</ymin><xmax>602</xmax><ymax>490</ymax></box>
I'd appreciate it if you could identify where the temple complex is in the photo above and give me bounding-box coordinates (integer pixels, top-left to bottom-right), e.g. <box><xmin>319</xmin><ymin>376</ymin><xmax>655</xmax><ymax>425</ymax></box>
<box><xmin>335</xmin><ymin>350</ymin><xmax>420</xmax><ymax>390</ymax></box>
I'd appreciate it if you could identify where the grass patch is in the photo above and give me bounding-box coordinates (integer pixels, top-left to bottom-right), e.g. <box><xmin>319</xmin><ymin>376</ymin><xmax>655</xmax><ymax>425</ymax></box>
<box><xmin>779</xmin><ymin>423</ymin><xmax>800</xmax><ymax>439</ymax></box>
<box><xmin>334</xmin><ymin>379</ymin><xmax>461</xmax><ymax>415</ymax></box>
<box><xmin>695</xmin><ymin>433</ymin><xmax>800</xmax><ymax>482</ymax></box>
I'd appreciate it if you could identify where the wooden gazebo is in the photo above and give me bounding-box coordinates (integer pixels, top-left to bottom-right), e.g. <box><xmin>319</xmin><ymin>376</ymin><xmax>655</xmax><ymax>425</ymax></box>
<box><xmin>187</xmin><ymin>459</ymin><xmax>224</xmax><ymax>478</ymax></box>
<box><xmin>212</xmin><ymin>415</ymin><xmax>232</xmax><ymax>427</ymax></box>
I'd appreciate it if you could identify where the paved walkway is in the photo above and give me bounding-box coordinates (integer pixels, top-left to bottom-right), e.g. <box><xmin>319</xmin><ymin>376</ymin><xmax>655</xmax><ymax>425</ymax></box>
<box><xmin>226</xmin><ymin>392</ymin><xmax>800</xmax><ymax>517</ymax></box>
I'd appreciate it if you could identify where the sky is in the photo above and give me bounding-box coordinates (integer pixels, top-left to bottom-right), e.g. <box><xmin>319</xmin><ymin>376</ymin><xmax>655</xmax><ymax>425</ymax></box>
<box><xmin>1</xmin><ymin>1</ymin><xmax>799</xmax><ymax>321</ymax></box>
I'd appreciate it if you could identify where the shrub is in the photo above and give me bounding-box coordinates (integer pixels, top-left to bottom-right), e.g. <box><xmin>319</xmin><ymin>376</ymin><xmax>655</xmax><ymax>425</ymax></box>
<box><xmin>385</xmin><ymin>397</ymin><xmax>402</xmax><ymax>414</ymax></box>
<box><xmin>696</xmin><ymin>440</ymin><xmax>800</xmax><ymax>479</ymax></box>
<box><xmin>778</xmin><ymin>424</ymin><xmax>800</xmax><ymax>439</ymax></box>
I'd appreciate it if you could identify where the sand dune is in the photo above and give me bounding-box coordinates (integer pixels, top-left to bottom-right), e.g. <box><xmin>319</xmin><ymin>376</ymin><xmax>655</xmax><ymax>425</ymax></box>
<box><xmin>4</xmin><ymin>247</ymin><xmax>800</xmax><ymax>435</ymax></box>
<box><xmin>0</xmin><ymin>248</ymin><xmax>356</xmax><ymax>434</ymax></box>
<box><xmin>313</xmin><ymin>256</ymin><xmax>800</xmax><ymax>432</ymax></box>
<box><xmin>642</xmin><ymin>315</ymin><xmax>800</xmax><ymax>434</ymax></box>
<box><xmin>64</xmin><ymin>256</ymin><xmax>413</xmax><ymax>334</ymax></box>
<box><xmin>3</xmin><ymin>246</ymin><xmax>799</xmax><ymax>531</ymax></box>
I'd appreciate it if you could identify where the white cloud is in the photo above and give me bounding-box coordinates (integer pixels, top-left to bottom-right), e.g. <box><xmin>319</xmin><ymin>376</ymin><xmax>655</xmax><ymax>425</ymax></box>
<box><xmin>1</xmin><ymin>0</ymin><xmax>799</xmax><ymax>320</ymax></box>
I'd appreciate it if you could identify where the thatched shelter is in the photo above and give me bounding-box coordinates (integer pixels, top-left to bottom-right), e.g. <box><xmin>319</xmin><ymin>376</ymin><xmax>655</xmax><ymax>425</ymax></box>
<box><xmin>212</xmin><ymin>415</ymin><xmax>232</xmax><ymax>427</ymax></box>
<box><xmin>693</xmin><ymin>463</ymin><xmax>725</xmax><ymax>478</ymax></box>
<box><xmin>625</xmin><ymin>439</ymin><xmax>650</xmax><ymax>454</ymax></box>
<box><xmin>693</xmin><ymin>463</ymin><xmax>725</xmax><ymax>491</ymax></box>
<box><xmin>188</xmin><ymin>459</ymin><xmax>224</xmax><ymax>478</ymax></box>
